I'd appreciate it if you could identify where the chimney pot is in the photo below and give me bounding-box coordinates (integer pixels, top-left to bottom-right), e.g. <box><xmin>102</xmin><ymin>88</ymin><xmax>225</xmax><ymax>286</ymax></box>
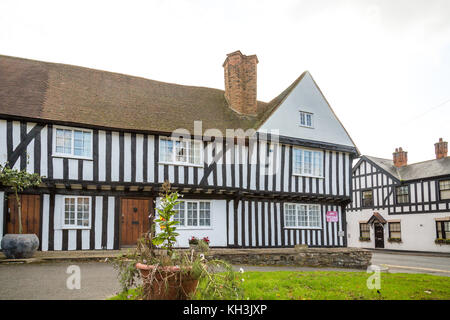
<box><xmin>393</xmin><ymin>147</ymin><xmax>408</xmax><ymax>168</ymax></box>
<box><xmin>435</xmin><ymin>138</ymin><xmax>448</xmax><ymax>159</ymax></box>
<box><xmin>223</xmin><ymin>51</ymin><xmax>258</xmax><ymax>115</ymax></box>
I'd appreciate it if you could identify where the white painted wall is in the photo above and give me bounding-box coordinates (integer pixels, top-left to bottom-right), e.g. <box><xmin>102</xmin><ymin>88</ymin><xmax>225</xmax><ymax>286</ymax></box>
<box><xmin>258</xmin><ymin>72</ymin><xmax>355</xmax><ymax>148</ymax></box>
<box><xmin>347</xmin><ymin>208</ymin><xmax>450</xmax><ymax>253</ymax></box>
<box><xmin>155</xmin><ymin>198</ymin><xmax>228</xmax><ymax>247</ymax></box>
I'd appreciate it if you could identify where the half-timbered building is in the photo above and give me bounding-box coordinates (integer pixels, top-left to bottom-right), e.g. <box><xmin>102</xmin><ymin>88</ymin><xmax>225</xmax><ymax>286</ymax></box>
<box><xmin>347</xmin><ymin>139</ymin><xmax>450</xmax><ymax>252</ymax></box>
<box><xmin>0</xmin><ymin>51</ymin><xmax>358</xmax><ymax>251</ymax></box>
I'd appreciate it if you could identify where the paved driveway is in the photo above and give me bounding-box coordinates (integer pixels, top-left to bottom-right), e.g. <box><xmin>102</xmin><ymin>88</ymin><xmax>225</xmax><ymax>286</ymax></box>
<box><xmin>0</xmin><ymin>261</ymin><xmax>120</xmax><ymax>300</ymax></box>
<box><xmin>0</xmin><ymin>252</ymin><xmax>449</xmax><ymax>299</ymax></box>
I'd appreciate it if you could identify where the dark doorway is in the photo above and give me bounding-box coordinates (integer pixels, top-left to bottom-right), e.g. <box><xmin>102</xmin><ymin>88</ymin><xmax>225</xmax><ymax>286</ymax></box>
<box><xmin>374</xmin><ymin>223</ymin><xmax>385</xmax><ymax>248</ymax></box>
<box><xmin>120</xmin><ymin>198</ymin><xmax>153</xmax><ymax>246</ymax></box>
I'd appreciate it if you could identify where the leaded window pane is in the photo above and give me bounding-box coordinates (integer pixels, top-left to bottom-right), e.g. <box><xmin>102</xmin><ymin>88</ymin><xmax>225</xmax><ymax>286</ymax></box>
<box><xmin>308</xmin><ymin>205</ymin><xmax>321</xmax><ymax>227</ymax></box>
<box><xmin>173</xmin><ymin>201</ymin><xmax>185</xmax><ymax>226</ymax></box>
<box><xmin>303</xmin><ymin>151</ymin><xmax>312</xmax><ymax>174</ymax></box>
<box><xmin>396</xmin><ymin>186</ymin><xmax>409</xmax><ymax>203</ymax></box>
<box><xmin>160</xmin><ymin>139</ymin><xmax>174</xmax><ymax>162</ymax></box>
<box><xmin>297</xmin><ymin>205</ymin><xmax>307</xmax><ymax>227</ymax></box>
<box><xmin>199</xmin><ymin>202</ymin><xmax>211</xmax><ymax>226</ymax></box>
<box><xmin>187</xmin><ymin>202</ymin><xmax>198</xmax><ymax>226</ymax></box>
<box><xmin>285</xmin><ymin>204</ymin><xmax>296</xmax><ymax>227</ymax></box>
<box><xmin>440</xmin><ymin>180</ymin><xmax>450</xmax><ymax>200</ymax></box>
<box><xmin>293</xmin><ymin>149</ymin><xmax>302</xmax><ymax>174</ymax></box>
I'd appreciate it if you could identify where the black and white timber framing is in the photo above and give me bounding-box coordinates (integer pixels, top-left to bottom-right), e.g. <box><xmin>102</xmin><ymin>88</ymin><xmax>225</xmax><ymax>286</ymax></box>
<box><xmin>0</xmin><ymin>117</ymin><xmax>356</xmax><ymax>250</ymax></box>
<box><xmin>347</xmin><ymin>156</ymin><xmax>450</xmax><ymax>214</ymax></box>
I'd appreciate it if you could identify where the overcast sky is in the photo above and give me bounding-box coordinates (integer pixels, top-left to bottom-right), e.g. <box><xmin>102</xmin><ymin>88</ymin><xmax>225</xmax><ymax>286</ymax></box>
<box><xmin>1</xmin><ymin>0</ymin><xmax>449</xmax><ymax>164</ymax></box>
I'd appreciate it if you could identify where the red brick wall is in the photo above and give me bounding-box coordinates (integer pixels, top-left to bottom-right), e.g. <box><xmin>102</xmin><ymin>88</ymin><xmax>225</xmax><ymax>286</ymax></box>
<box><xmin>435</xmin><ymin>138</ymin><xmax>448</xmax><ymax>159</ymax></box>
<box><xmin>393</xmin><ymin>147</ymin><xmax>408</xmax><ymax>167</ymax></box>
<box><xmin>223</xmin><ymin>51</ymin><xmax>258</xmax><ymax>115</ymax></box>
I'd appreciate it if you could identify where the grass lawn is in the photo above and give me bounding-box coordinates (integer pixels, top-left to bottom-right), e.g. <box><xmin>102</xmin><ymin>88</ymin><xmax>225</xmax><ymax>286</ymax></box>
<box><xmin>109</xmin><ymin>271</ymin><xmax>450</xmax><ymax>300</ymax></box>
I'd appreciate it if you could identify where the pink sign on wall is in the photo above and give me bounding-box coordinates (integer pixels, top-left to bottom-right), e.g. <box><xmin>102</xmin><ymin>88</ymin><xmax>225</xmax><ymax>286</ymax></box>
<box><xmin>326</xmin><ymin>211</ymin><xmax>338</xmax><ymax>222</ymax></box>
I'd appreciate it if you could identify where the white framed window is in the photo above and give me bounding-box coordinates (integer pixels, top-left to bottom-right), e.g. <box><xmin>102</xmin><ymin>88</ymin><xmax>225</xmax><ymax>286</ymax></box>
<box><xmin>299</xmin><ymin>111</ymin><xmax>313</xmax><ymax>128</ymax></box>
<box><xmin>62</xmin><ymin>196</ymin><xmax>91</xmax><ymax>229</ymax></box>
<box><xmin>293</xmin><ymin>147</ymin><xmax>323</xmax><ymax>177</ymax></box>
<box><xmin>173</xmin><ymin>200</ymin><xmax>211</xmax><ymax>228</ymax></box>
<box><xmin>53</xmin><ymin>126</ymin><xmax>93</xmax><ymax>159</ymax></box>
<box><xmin>159</xmin><ymin>137</ymin><xmax>202</xmax><ymax>166</ymax></box>
<box><xmin>284</xmin><ymin>203</ymin><xmax>321</xmax><ymax>229</ymax></box>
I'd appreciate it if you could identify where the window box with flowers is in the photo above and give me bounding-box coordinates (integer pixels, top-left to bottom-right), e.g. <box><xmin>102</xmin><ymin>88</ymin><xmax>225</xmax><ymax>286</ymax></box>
<box><xmin>359</xmin><ymin>237</ymin><xmax>371</xmax><ymax>242</ymax></box>
<box><xmin>435</xmin><ymin>238</ymin><xmax>450</xmax><ymax>245</ymax></box>
<box><xmin>388</xmin><ymin>238</ymin><xmax>402</xmax><ymax>243</ymax></box>
<box><xmin>189</xmin><ymin>236</ymin><xmax>210</xmax><ymax>251</ymax></box>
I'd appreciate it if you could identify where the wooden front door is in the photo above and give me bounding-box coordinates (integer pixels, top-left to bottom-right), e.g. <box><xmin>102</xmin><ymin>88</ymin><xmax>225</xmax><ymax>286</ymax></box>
<box><xmin>120</xmin><ymin>198</ymin><xmax>153</xmax><ymax>246</ymax></box>
<box><xmin>7</xmin><ymin>194</ymin><xmax>40</xmax><ymax>235</ymax></box>
<box><xmin>374</xmin><ymin>223</ymin><xmax>384</xmax><ymax>248</ymax></box>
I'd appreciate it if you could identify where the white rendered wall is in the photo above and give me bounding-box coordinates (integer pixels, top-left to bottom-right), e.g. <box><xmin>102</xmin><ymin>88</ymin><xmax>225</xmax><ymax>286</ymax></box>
<box><xmin>258</xmin><ymin>72</ymin><xmax>355</xmax><ymax>148</ymax></box>
<box><xmin>347</xmin><ymin>209</ymin><xmax>450</xmax><ymax>253</ymax></box>
<box><xmin>155</xmin><ymin>198</ymin><xmax>228</xmax><ymax>247</ymax></box>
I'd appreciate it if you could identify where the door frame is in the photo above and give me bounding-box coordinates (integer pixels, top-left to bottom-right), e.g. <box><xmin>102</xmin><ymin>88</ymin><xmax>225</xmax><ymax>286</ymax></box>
<box><xmin>6</xmin><ymin>193</ymin><xmax>41</xmax><ymax>236</ymax></box>
<box><xmin>374</xmin><ymin>223</ymin><xmax>385</xmax><ymax>249</ymax></box>
<box><xmin>119</xmin><ymin>197</ymin><xmax>154</xmax><ymax>247</ymax></box>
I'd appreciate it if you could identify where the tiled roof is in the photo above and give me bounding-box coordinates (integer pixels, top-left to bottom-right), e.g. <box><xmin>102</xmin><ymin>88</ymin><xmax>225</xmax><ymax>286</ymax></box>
<box><xmin>364</xmin><ymin>155</ymin><xmax>450</xmax><ymax>181</ymax></box>
<box><xmin>0</xmin><ymin>54</ymin><xmax>294</xmax><ymax>134</ymax></box>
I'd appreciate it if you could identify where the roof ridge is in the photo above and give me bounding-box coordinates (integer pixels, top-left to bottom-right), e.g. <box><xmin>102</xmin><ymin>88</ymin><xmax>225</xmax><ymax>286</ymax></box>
<box><xmin>0</xmin><ymin>54</ymin><xmax>271</xmax><ymax>103</ymax></box>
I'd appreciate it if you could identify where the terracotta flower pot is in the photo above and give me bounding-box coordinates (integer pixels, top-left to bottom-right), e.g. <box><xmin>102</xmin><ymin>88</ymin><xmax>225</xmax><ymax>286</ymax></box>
<box><xmin>136</xmin><ymin>263</ymin><xmax>199</xmax><ymax>300</ymax></box>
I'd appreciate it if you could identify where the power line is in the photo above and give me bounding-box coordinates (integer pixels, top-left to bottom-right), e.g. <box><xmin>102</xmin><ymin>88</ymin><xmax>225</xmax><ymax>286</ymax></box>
<box><xmin>400</xmin><ymin>98</ymin><xmax>450</xmax><ymax>126</ymax></box>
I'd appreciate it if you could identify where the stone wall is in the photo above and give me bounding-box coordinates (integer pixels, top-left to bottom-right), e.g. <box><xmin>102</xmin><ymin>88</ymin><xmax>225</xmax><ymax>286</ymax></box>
<box><xmin>208</xmin><ymin>247</ymin><xmax>372</xmax><ymax>269</ymax></box>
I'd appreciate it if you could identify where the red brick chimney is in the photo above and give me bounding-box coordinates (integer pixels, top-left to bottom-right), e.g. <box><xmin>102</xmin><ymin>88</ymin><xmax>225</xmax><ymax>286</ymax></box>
<box><xmin>393</xmin><ymin>147</ymin><xmax>408</xmax><ymax>167</ymax></box>
<box><xmin>435</xmin><ymin>138</ymin><xmax>448</xmax><ymax>159</ymax></box>
<box><xmin>223</xmin><ymin>50</ymin><xmax>258</xmax><ymax>115</ymax></box>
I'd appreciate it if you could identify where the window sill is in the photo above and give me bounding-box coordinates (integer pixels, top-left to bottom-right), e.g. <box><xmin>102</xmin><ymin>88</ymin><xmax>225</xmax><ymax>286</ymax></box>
<box><xmin>60</xmin><ymin>226</ymin><xmax>91</xmax><ymax>230</ymax></box>
<box><xmin>175</xmin><ymin>227</ymin><xmax>213</xmax><ymax>230</ymax></box>
<box><xmin>52</xmin><ymin>154</ymin><xmax>93</xmax><ymax>161</ymax></box>
<box><xmin>298</xmin><ymin>125</ymin><xmax>314</xmax><ymax>129</ymax></box>
<box><xmin>158</xmin><ymin>161</ymin><xmax>203</xmax><ymax>168</ymax></box>
<box><xmin>387</xmin><ymin>238</ymin><xmax>402</xmax><ymax>243</ymax></box>
<box><xmin>359</xmin><ymin>237</ymin><xmax>371</xmax><ymax>242</ymax></box>
<box><xmin>283</xmin><ymin>226</ymin><xmax>322</xmax><ymax>230</ymax></box>
<box><xmin>292</xmin><ymin>173</ymin><xmax>324</xmax><ymax>179</ymax></box>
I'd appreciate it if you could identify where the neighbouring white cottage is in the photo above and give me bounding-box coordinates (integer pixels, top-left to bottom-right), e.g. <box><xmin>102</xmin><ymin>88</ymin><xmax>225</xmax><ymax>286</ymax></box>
<box><xmin>0</xmin><ymin>51</ymin><xmax>358</xmax><ymax>251</ymax></box>
<box><xmin>347</xmin><ymin>138</ymin><xmax>450</xmax><ymax>253</ymax></box>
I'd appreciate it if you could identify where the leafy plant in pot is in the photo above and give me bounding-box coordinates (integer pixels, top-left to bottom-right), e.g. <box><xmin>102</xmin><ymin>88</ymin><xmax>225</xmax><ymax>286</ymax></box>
<box><xmin>0</xmin><ymin>162</ymin><xmax>42</xmax><ymax>259</ymax></box>
<box><xmin>113</xmin><ymin>181</ymin><xmax>245</xmax><ymax>300</ymax></box>
<box><xmin>135</xmin><ymin>181</ymin><xmax>202</xmax><ymax>300</ymax></box>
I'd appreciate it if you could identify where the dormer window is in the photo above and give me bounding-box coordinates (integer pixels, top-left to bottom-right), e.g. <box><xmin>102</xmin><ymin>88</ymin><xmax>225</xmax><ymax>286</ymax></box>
<box><xmin>299</xmin><ymin>111</ymin><xmax>313</xmax><ymax>128</ymax></box>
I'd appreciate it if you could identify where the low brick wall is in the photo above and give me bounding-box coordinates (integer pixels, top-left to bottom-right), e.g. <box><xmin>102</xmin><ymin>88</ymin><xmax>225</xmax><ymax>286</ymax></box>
<box><xmin>208</xmin><ymin>247</ymin><xmax>372</xmax><ymax>269</ymax></box>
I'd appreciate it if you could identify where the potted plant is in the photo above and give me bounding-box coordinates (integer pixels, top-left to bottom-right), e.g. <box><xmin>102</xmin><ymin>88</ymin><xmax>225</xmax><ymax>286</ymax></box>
<box><xmin>135</xmin><ymin>182</ymin><xmax>203</xmax><ymax>300</ymax></box>
<box><xmin>112</xmin><ymin>181</ymin><xmax>244</xmax><ymax>300</ymax></box>
<box><xmin>188</xmin><ymin>236</ymin><xmax>209</xmax><ymax>252</ymax></box>
<box><xmin>202</xmin><ymin>236</ymin><xmax>210</xmax><ymax>246</ymax></box>
<box><xmin>188</xmin><ymin>236</ymin><xmax>199</xmax><ymax>249</ymax></box>
<box><xmin>0</xmin><ymin>162</ymin><xmax>42</xmax><ymax>259</ymax></box>
<box><xmin>435</xmin><ymin>238</ymin><xmax>450</xmax><ymax>245</ymax></box>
